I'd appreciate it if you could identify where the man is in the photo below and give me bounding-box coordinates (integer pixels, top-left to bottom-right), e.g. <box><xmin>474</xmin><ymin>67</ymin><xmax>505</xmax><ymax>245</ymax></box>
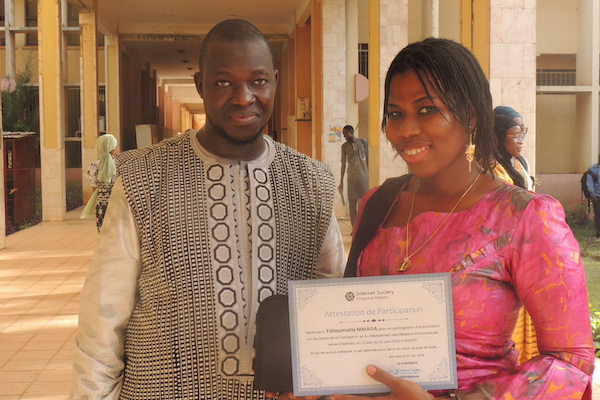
<box><xmin>339</xmin><ymin>125</ymin><xmax>368</xmax><ymax>226</ymax></box>
<box><xmin>72</xmin><ymin>19</ymin><xmax>344</xmax><ymax>400</ymax></box>
<box><xmin>586</xmin><ymin>158</ymin><xmax>600</xmax><ymax>237</ymax></box>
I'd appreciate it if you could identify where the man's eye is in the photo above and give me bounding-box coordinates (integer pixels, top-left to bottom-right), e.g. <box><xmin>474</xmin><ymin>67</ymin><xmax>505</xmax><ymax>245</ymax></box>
<box><xmin>216</xmin><ymin>81</ymin><xmax>231</xmax><ymax>87</ymax></box>
<box><xmin>253</xmin><ymin>79</ymin><xmax>268</xmax><ymax>86</ymax></box>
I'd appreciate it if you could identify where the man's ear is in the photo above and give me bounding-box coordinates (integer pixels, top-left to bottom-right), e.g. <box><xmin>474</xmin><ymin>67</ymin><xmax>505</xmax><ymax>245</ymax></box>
<box><xmin>194</xmin><ymin>72</ymin><xmax>204</xmax><ymax>98</ymax></box>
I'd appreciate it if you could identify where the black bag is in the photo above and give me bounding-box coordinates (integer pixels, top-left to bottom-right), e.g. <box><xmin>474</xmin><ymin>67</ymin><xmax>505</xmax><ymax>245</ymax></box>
<box><xmin>252</xmin><ymin>294</ymin><xmax>293</xmax><ymax>392</ymax></box>
<box><xmin>344</xmin><ymin>174</ymin><xmax>411</xmax><ymax>277</ymax></box>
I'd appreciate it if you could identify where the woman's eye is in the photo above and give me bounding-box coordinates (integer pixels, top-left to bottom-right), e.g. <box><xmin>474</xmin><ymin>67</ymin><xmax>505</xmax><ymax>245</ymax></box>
<box><xmin>418</xmin><ymin>106</ymin><xmax>437</xmax><ymax>114</ymax></box>
<box><xmin>216</xmin><ymin>80</ymin><xmax>231</xmax><ymax>87</ymax></box>
<box><xmin>253</xmin><ymin>79</ymin><xmax>268</xmax><ymax>86</ymax></box>
<box><xmin>388</xmin><ymin>111</ymin><xmax>402</xmax><ymax>119</ymax></box>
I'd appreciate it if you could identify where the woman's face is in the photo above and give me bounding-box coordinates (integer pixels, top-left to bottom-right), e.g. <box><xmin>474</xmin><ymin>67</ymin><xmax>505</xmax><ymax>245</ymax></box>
<box><xmin>503</xmin><ymin>118</ymin><xmax>525</xmax><ymax>158</ymax></box>
<box><xmin>385</xmin><ymin>69</ymin><xmax>470</xmax><ymax>179</ymax></box>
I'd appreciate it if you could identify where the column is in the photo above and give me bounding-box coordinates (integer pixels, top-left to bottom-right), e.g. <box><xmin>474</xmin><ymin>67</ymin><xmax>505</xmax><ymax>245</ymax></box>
<box><xmin>346</xmin><ymin>0</ymin><xmax>359</xmax><ymax>128</ymax></box>
<box><xmin>80</xmin><ymin>2</ymin><xmax>99</xmax><ymax>202</ymax></box>
<box><xmin>489</xmin><ymin>0</ymin><xmax>536</xmax><ymax>172</ymax></box>
<box><xmin>0</xmin><ymin>97</ymin><xmax>5</xmax><ymax>249</ymax></box>
<box><xmin>372</xmin><ymin>0</ymin><xmax>408</xmax><ymax>184</ymax></box>
<box><xmin>576</xmin><ymin>0</ymin><xmax>599</xmax><ymax>165</ymax></box>
<box><xmin>38</xmin><ymin>0</ymin><xmax>66</xmax><ymax>221</ymax></box>
<box><xmin>105</xmin><ymin>33</ymin><xmax>121</xmax><ymax>148</ymax></box>
<box><xmin>321</xmin><ymin>0</ymin><xmax>348</xmax><ymax>215</ymax></box>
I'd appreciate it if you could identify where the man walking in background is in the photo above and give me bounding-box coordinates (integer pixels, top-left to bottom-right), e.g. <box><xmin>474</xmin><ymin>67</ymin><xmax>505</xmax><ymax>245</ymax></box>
<box><xmin>339</xmin><ymin>125</ymin><xmax>368</xmax><ymax>227</ymax></box>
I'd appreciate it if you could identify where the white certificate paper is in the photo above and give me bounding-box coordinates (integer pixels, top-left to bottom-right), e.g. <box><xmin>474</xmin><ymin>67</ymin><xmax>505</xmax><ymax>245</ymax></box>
<box><xmin>288</xmin><ymin>274</ymin><xmax>457</xmax><ymax>396</ymax></box>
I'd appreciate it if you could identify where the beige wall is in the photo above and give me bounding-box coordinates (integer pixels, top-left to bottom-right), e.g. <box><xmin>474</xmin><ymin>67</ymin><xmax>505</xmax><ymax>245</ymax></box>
<box><xmin>536</xmin><ymin>93</ymin><xmax>581</xmax><ymax>173</ymax></box>
<box><xmin>537</xmin><ymin>0</ymin><xmax>577</xmax><ymax>55</ymax></box>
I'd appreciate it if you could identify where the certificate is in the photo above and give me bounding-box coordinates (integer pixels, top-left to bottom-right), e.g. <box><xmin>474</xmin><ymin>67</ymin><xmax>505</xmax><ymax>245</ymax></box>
<box><xmin>288</xmin><ymin>274</ymin><xmax>457</xmax><ymax>396</ymax></box>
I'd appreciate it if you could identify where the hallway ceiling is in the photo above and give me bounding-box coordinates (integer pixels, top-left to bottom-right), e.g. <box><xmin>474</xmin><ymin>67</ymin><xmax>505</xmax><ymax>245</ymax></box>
<box><xmin>93</xmin><ymin>0</ymin><xmax>307</xmax><ymax>112</ymax></box>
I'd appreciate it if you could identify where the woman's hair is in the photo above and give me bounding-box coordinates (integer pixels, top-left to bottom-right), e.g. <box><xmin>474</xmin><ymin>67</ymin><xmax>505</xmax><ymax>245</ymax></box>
<box><xmin>382</xmin><ymin>37</ymin><xmax>497</xmax><ymax>173</ymax></box>
<box><xmin>494</xmin><ymin>114</ymin><xmax>526</xmax><ymax>188</ymax></box>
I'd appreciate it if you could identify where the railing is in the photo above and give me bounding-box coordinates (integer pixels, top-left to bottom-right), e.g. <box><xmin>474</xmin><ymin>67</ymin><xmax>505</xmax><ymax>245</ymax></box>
<box><xmin>536</xmin><ymin>69</ymin><xmax>576</xmax><ymax>86</ymax></box>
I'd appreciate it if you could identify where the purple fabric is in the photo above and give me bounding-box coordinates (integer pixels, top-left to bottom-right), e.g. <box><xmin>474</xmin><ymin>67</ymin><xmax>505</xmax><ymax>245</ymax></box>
<box><xmin>356</xmin><ymin>183</ymin><xmax>595</xmax><ymax>399</ymax></box>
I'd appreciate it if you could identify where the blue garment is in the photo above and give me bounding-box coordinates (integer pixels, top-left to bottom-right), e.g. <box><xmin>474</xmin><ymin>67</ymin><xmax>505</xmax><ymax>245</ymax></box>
<box><xmin>586</xmin><ymin>164</ymin><xmax>600</xmax><ymax>197</ymax></box>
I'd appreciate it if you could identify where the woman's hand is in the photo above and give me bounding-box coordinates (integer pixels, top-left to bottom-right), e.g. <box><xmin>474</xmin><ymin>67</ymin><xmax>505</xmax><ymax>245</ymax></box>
<box><xmin>330</xmin><ymin>365</ymin><xmax>434</xmax><ymax>400</ymax></box>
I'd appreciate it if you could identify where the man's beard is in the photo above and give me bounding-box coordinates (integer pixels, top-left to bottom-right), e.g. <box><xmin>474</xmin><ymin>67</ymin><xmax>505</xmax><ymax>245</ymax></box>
<box><xmin>209</xmin><ymin>116</ymin><xmax>266</xmax><ymax>145</ymax></box>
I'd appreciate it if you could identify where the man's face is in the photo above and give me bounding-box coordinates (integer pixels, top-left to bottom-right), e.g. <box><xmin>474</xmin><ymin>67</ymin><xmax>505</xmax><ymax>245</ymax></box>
<box><xmin>195</xmin><ymin>39</ymin><xmax>278</xmax><ymax>144</ymax></box>
<box><xmin>343</xmin><ymin>129</ymin><xmax>354</xmax><ymax>142</ymax></box>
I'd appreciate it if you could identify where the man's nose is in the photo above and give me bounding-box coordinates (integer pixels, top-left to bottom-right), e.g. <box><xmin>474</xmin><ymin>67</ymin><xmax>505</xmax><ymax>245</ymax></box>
<box><xmin>231</xmin><ymin>84</ymin><xmax>255</xmax><ymax>106</ymax></box>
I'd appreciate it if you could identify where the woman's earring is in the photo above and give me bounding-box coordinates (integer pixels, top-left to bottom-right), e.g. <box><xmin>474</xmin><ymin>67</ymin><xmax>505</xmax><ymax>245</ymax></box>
<box><xmin>465</xmin><ymin>128</ymin><xmax>476</xmax><ymax>172</ymax></box>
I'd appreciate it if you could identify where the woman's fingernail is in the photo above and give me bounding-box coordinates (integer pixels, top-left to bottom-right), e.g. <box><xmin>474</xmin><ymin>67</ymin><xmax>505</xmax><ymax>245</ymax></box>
<box><xmin>367</xmin><ymin>365</ymin><xmax>376</xmax><ymax>375</ymax></box>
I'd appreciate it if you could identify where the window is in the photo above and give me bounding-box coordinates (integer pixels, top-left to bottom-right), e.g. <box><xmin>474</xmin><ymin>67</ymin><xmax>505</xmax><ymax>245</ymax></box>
<box><xmin>358</xmin><ymin>43</ymin><xmax>368</xmax><ymax>78</ymax></box>
<box><xmin>25</xmin><ymin>0</ymin><xmax>37</xmax><ymax>46</ymax></box>
<box><xmin>65</xmin><ymin>2</ymin><xmax>79</xmax><ymax>46</ymax></box>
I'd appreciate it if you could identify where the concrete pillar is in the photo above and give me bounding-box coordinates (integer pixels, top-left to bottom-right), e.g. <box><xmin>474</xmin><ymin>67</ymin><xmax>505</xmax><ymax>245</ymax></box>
<box><xmin>346</xmin><ymin>0</ymin><xmax>359</xmax><ymax>129</ymax></box>
<box><xmin>4</xmin><ymin>0</ymin><xmax>15</xmax><ymax>78</ymax></box>
<box><xmin>576</xmin><ymin>0</ymin><xmax>599</xmax><ymax>164</ymax></box>
<box><xmin>320</xmin><ymin>0</ymin><xmax>348</xmax><ymax>215</ymax></box>
<box><xmin>38</xmin><ymin>0</ymin><xmax>67</xmax><ymax>221</ymax></box>
<box><xmin>80</xmin><ymin>3</ymin><xmax>99</xmax><ymax>202</ymax></box>
<box><xmin>0</xmin><ymin>97</ymin><xmax>5</xmax><ymax>249</ymax></box>
<box><xmin>105</xmin><ymin>33</ymin><xmax>121</xmax><ymax>149</ymax></box>
<box><xmin>489</xmin><ymin>0</ymin><xmax>536</xmax><ymax>173</ymax></box>
<box><xmin>372</xmin><ymin>0</ymin><xmax>408</xmax><ymax>184</ymax></box>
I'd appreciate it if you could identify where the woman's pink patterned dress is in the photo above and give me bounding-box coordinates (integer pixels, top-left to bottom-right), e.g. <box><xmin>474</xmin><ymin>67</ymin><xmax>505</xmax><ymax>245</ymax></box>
<box><xmin>355</xmin><ymin>183</ymin><xmax>595</xmax><ymax>399</ymax></box>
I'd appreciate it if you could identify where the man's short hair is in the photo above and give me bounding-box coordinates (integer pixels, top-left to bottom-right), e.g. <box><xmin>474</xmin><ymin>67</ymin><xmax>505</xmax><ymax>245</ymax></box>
<box><xmin>343</xmin><ymin>125</ymin><xmax>354</xmax><ymax>133</ymax></box>
<box><xmin>199</xmin><ymin>19</ymin><xmax>271</xmax><ymax>73</ymax></box>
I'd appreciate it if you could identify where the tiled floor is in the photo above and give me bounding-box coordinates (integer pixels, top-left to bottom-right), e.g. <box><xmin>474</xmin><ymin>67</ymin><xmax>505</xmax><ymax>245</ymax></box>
<box><xmin>0</xmin><ymin>211</ymin><xmax>598</xmax><ymax>399</ymax></box>
<box><xmin>0</xmin><ymin>210</ymin><xmax>97</xmax><ymax>399</ymax></box>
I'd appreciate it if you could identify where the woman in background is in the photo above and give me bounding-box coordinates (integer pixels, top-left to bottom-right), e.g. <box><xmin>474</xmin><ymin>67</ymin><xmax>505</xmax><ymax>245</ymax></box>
<box><xmin>81</xmin><ymin>134</ymin><xmax>118</xmax><ymax>231</ymax></box>
<box><xmin>493</xmin><ymin>106</ymin><xmax>534</xmax><ymax>190</ymax></box>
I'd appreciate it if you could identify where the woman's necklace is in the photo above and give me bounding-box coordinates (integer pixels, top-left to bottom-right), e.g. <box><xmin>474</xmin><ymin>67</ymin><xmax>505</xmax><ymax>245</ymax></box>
<box><xmin>398</xmin><ymin>171</ymin><xmax>483</xmax><ymax>272</ymax></box>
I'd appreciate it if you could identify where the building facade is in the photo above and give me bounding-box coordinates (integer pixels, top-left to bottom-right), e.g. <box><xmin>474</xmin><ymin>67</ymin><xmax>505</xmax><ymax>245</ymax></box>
<box><xmin>0</xmin><ymin>0</ymin><xmax>597</xmax><ymax>248</ymax></box>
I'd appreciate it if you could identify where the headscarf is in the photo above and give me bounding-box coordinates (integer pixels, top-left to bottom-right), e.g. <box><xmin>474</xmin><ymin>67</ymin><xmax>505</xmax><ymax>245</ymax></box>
<box><xmin>493</xmin><ymin>105</ymin><xmax>521</xmax><ymax>119</ymax></box>
<box><xmin>96</xmin><ymin>134</ymin><xmax>118</xmax><ymax>183</ymax></box>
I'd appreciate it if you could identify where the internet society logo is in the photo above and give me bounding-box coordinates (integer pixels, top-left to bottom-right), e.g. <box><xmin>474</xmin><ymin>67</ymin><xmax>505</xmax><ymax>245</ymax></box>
<box><xmin>345</xmin><ymin>292</ymin><xmax>355</xmax><ymax>301</ymax></box>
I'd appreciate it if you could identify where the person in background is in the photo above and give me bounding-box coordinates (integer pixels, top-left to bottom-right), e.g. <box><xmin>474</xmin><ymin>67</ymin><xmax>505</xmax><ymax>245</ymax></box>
<box><xmin>492</xmin><ymin>106</ymin><xmax>534</xmax><ymax>190</ymax></box>
<box><xmin>80</xmin><ymin>133</ymin><xmax>118</xmax><ymax>232</ymax></box>
<box><xmin>586</xmin><ymin>157</ymin><xmax>600</xmax><ymax>237</ymax></box>
<box><xmin>492</xmin><ymin>111</ymin><xmax>539</xmax><ymax>365</ymax></box>
<box><xmin>72</xmin><ymin>19</ymin><xmax>345</xmax><ymax>400</ymax></box>
<box><xmin>339</xmin><ymin>38</ymin><xmax>594</xmax><ymax>400</ymax></box>
<box><xmin>339</xmin><ymin>125</ymin><xmax>369</xmax><ymax>227</ymax></box>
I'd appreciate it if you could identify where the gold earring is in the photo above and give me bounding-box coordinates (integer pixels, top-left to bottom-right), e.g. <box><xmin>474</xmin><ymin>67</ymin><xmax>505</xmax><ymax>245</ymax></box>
<box><xmin>465</xmin><ymin>128</ymin><xmax>476</xmax><ymax>172</ymax></box>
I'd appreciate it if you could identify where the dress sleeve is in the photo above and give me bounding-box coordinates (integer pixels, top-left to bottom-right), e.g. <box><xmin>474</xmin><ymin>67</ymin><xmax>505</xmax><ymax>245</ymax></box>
<box><xmin>72</xmin><ymin>178</ymin><xmax>142</xmax><ymax>400</ymax></box>
<box><xmin>454</xmin><ymin>195</ymin><xmax>595</xmax><ymax>399</ymax></box>
<box><xmin>314</xmin><ymin>212</ymin><xmax>346</xmax><ymax>279</ymax></box>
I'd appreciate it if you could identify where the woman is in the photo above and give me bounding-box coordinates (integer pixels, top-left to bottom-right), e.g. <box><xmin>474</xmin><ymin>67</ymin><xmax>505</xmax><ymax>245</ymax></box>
<box><xmin>493</xmin><ymin>110</ymin><xmax>539</xmax><ymax>365</ymax></box>
<box><xmin>81</xmin><ymin>133</ymin><xmax>118</xmax><ymax>231</ymax></box>
<box><xmin>493</xmin><ymin>107</ymin><xmax>534</xmax><ymax>190</ymax></box>
<box><xmin>338</xmin><ymin>38</ymin><xmax>594</xmax><ymax>400</ymax></box>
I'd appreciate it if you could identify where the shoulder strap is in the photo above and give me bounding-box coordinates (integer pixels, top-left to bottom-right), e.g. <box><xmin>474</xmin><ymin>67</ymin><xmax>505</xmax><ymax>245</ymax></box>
<box><xmin>343</xmin><ymin>174</ymin><xmax>412</xmax><ymax>277</ymax></box>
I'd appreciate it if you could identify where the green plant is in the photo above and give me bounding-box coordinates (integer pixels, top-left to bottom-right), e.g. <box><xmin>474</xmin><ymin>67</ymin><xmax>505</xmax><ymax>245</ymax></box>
<box><xmin>2</xmin><ymin>60</ymin><xmax>39</xmax><ymax>132</ymax></box>
<box><xmin>591</xmin><ymin>304</ymin><xmax>600</xmax><ymax>357</ymax></box>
